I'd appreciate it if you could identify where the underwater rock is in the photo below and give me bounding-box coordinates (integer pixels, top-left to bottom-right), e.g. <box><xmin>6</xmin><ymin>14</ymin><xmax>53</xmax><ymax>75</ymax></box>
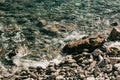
<box><xmin>42</xmin><ymin>21</ymin><xmax>77</xmax><ymax>33</ymax></box>
<box><xmin>62</xmin><ymin>34</ymin><xmax>105</xmax><ymax>55</ymax></box>
<box><xmin>108</xmin><ymin>27</ymin><xmax>120</xmax><ymax>41</ymax></box>
<box><xmin>22</xmin><ymin>28</ymin><xmax>36</xmax><ymax>41</ymax></box>
<box><xmin>43</xmin><ymin>22</ymin><xmax>58</xmax><ymax>32</ymax></box>
<box><xmin>39</xmin><ymin>19</ymin><xmax>47</xmax><ymax>26</ymax></box>
<box><xmin>4</xmin><ymin>24</ymin><xmax>20</xmax><ymax>32</ymax></box>
<box><xmin>111</xmin><ymin>22</ymin><xmax>118</xmax><ymax>26</ymax></box>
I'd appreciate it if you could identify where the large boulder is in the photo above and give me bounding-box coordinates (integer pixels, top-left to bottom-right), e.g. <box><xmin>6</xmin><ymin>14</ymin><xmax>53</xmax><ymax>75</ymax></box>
<box><xmin>62</xmin><ymin>34</ymin><xmax>105</xmax><ymax>55</ymax></box>
<box><xmin>108</xmin><ymin>27</ymin><xmax>120</xmax><ymax>41</ymax></box>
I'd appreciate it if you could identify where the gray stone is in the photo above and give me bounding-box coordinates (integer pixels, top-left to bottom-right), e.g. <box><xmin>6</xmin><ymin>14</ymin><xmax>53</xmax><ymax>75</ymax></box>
<box><xmin>108</xmin><ymin>27</ymin><xmax>120</xmax><ymax>41</ymax></box>
<box><xmin>116</xmin><ymin>75</ymin><xmax>120</xmax><ymax>80</ymax></box>
<box><xmin>114</xmin><ymin>63</ymin><xmax>120</xmax><ymax>72</ymax></box>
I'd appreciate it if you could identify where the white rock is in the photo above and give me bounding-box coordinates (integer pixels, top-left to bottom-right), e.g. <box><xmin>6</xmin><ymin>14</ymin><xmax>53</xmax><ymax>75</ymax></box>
<box><xmin>87</xmin><ymin>76</ymin><xmax>95</xmax><ymax>80</ymax></box>
<box><xmin>56</xmin><ymin>75</ymin><xmax>64</xmax><ymax>80</ymax></box>
<box><xmin>114</xmin><ymin>63</ymin><xmax>120</xmax><ymax>72</ymax></box>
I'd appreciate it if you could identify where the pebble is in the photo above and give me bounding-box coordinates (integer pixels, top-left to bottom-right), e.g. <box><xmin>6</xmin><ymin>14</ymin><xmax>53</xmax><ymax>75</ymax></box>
<box><xmin>0</xmin><ymin>75</ymin><xmax>3</xmax><ymax>79</ymax></box>
<box><xmin>1</xmin><ymin>68</ymin><xmax>8</xmax><ymax>76</ymax></box>
<box><xmin>86</xmin><ymin>76</ymin><xmax>95</xmax><ymax>80</ymax></box>
<box><xmin>39</xmin><ymin>19</ymin><xmax>47</xmax><ymax>26</ymax></box>
<box><xmin>116</xmin><ymin>75</ymin><xmax>120</xmax><ymax>80</ymax></box>
<box><xmin>56</xmin><ymin>75</ymin><xmax>64</xmax><ymax>80</ymax></box>
<box><xmin>114</xmin><ymin>63</ymin><xmax>120</xmax><ymax>72</ymax></box>
<box><xmin>96</xmin><ymin>77</ymin><xmax>105</xmax><ymax>80</ymax></box>
<box><xmin>75</xmin><ymin>3</ymin><xmax>81</xmax><ymax>6</ymax></box>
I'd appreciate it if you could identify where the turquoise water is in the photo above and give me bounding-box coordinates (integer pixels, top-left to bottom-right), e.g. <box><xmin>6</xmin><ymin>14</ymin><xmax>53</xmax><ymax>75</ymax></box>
<box><xmin>0</xmin><ymin>0</ymin><xmax>120</xmax><ymax>29</ymax></box>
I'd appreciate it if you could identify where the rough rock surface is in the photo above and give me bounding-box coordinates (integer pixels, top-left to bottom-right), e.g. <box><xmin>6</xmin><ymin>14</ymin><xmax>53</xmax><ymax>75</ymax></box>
<box><xmin>62</xmin><ymin>34</ymin><xmax>106</xmax><ymax>54</ymax></box>
<box><xmin>108</xmin><ymin>27</ymin><xmax>120</xmax><ymax>41</ymax></box>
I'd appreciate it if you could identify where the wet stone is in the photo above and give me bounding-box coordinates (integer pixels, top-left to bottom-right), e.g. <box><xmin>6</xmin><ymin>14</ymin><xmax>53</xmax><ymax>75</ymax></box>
<box><xmin>39</xmin><ymin>19</ymin><xmax>47</xmax><ymax>26</ymax></box>
<box><xmin>92</xmin><ymin>49</ymin><xmax>103</xmax><ymax>57</ymax></box>
<box><xmin>108</xmin><ymin>27</ymin><xmax>120</xmax><ymax>41</ymax></box>
<box><xmin>62</xmin><ymin>34</ymin><xmax>105</xmax><ymax>55</ymax></box>
<box><xmin>111</xmin><ymin>22</ymin><xmax>118</xmax><ymax>26</ymax></box>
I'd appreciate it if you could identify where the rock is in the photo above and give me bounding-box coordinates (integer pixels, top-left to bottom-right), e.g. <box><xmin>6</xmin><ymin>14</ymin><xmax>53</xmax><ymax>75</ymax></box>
<box><xmin>0</xmin><ymin>0</ymin><xmax>5</xmax><ymax>3</ymax></box>
<box><xmin>88</xmin><ymin>61</ymin><xmax>96</xmax><ymax>70</ymax></box>
<box><xmin>43</xmin><ymin>23</ymin><xmax>58</xmax><ymax>32</ymax></box>
<box><xmin>116</xmin><ymin>75</ymin><xmax>120</xmax><ymax>80</ymax></box>
<box><xmin>5</xmin><ymin>50</ymin><xmax>16</xmax><ymax>61</ymax></box>
<box><xmin>1</xmin><ymin>68</ymin><xmax>8</xmax><ymax>76</ymax></box>
<box><xmin>93</xmin><ymin>69</ymin><xmax>99</xmax><ymax>77</ymax></box>
<box><xmin>104</xmin><ymin>64</ymin><xmax>113</xmax><ymax>73</ymax></box>
<box><xmin>114</xmin><ymin>63</ymin><xmax>120</xmax><ymax>72</ymax></box>
<box><xmin>97</xmin><ymin>55</ymin><xmax>108</xmax><ymax>68</ymax></box>
<box><xmin>65</xmin><ymin>55</ymin><xmax>76</xmax><ymax>63</ymax></box>
<box><xmin>56</xmin><ymin>75</ymin><xmax>64</xmax><ymax>80</ymax></box>
<box><xmin>92</xmin><ymin>49</ymin><xmax>103</xmax><ymax>57</ymax></box>
<box><xmin>111</xmin><ymin>22</ymin><xmax>118</xmax><ymax>26</ymax></box>
<box><xmin>82</xmin><ymin>59</ymin><xmax>90</xmax><ymax>65</ymax></box>
<box><xmin>104</xmin><ymin>42</ymin><xmax>120</xmax><ymax>57</ymax></box>
<box><xmin>86</xmin><ymin>76</ymin><xmax>95</xmax><ymax>80</ymax></box>
<box><xmin>71</xmin><ymin>63</ymin><xmax>79</xmax><ymax>68</ymax></box>
<box><xmin>24</xmin><ymin>78</ymin><xmax>34</xmax><ymax>80</ymax></box>
<box><xmin>0</xmin><ymin>75</ymin><xmax>3</xmax><ymax>79</ymax></box>
<box><xmin>62</xmin><ymin>34</ymin><xmax>105</xmax><ymax>55</ymax></box>
<box><xmin>114</xmin><ymin>71</ymin><xmax>118</xmax><ymax>76</ymax></box>
<box><xmin>4</xmin><ymin>24</ymin><xmax>20</xmax><ymax>32</ymax></box>
<box><xmin>39</xmin><ymin>21</ymin><xmax>78</xmax><ymax>37</ymax></box>
<box><xmin>75</xmin><ymin>3</ymin><xmax>81</xmax><ymax>6</ymax></box>
<box><xmin>39</xmin><ymin>19</ymin><xmax>47</xmax><ymax>26</ymax></box>
<box><xmin>108</xmin><ymin>27</ymin><xmax>120</xmax><ymax>41</ymax></box>
<box><xmin>96</xmin><ymin>77</ymin><xmax>105</xmax><ymax>80</ymax></box>
<box><xmin>22</xmin><ymin>28</ymin><xmax>36</xmax><ymax>41</ymax></box>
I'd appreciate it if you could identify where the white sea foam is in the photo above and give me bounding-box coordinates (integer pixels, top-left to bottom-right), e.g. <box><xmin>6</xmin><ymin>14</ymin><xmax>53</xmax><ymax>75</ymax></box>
<box><xmin>63</xmin><ymin>31</ymin><xmax>87</xmax><ymax>41</ymax></box>
<box><xmin>11</xmin><ymin>31</ymin><xmax>87</xmax><ymax>69</ymax></box>
<box><xmin>12</xmin><ymin>53</ymin><xmax>63</xmax><ymax>69</ymax></box>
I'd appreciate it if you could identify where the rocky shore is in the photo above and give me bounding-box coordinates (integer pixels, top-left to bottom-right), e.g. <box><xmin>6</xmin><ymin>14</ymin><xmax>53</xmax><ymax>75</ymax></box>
<box><xmin>0</xmin><ymin>26</ymin><xmax>120</xmax><ymax>80</ymax></box>
<box><xmin>0</xmin><ymin>0</ymin><xmax>120</xmax><ymax>80</ymax></box>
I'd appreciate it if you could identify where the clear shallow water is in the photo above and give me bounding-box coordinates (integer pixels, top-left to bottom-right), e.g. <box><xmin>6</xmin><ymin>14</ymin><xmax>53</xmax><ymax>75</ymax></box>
<box><xmin>0</xmin><ymin>0</ymin><xmax>120</xmax><ymax>28</ymax></box>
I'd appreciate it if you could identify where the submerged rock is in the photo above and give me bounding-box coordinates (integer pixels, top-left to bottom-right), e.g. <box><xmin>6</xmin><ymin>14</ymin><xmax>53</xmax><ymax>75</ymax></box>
<box><xmin>40</xmin><ymin>21</ymin><xmax>78</xmax><ymax>36</ymax></box>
